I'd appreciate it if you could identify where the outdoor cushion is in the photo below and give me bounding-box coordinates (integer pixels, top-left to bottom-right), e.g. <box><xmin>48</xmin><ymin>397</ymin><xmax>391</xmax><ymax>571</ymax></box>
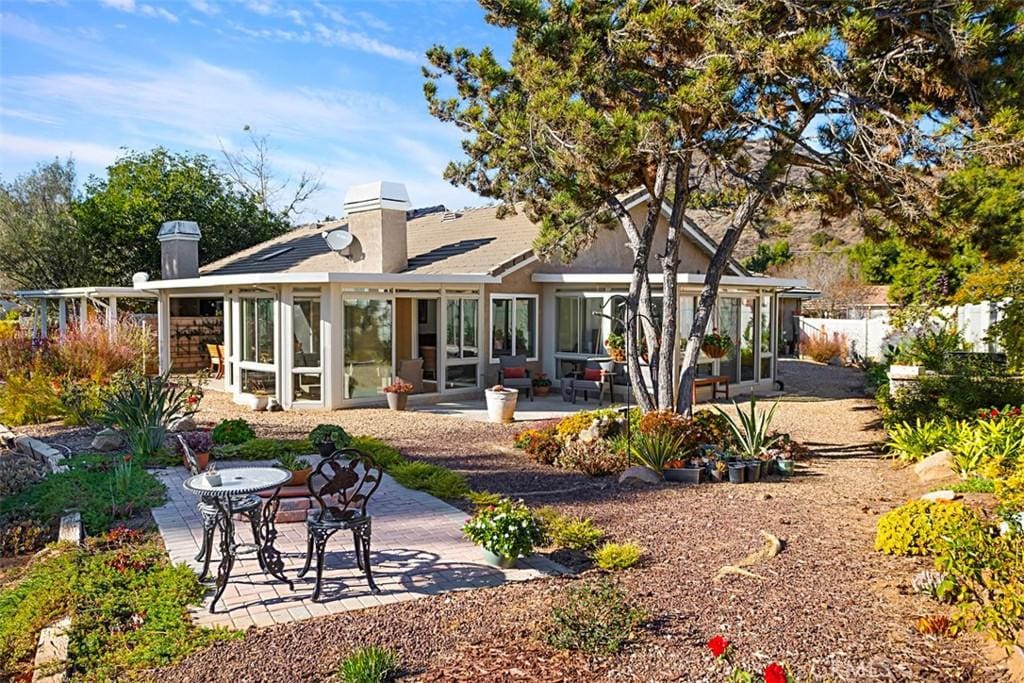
<box><xmin>503</xmin><ymin>366</ymin><xmax>526</xmax><ymax>379</ymax></box>
<box><xmin>583</xmin><ymin>367</ymin><xmax>603</xmax><ymax>381</ymax></box>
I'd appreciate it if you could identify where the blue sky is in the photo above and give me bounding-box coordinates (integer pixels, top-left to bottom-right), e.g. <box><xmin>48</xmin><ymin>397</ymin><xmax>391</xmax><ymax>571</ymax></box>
<box><xmin>0</xmin><ymin>0</ymin><xmax>512</xmax><ymax>219</ymax></box>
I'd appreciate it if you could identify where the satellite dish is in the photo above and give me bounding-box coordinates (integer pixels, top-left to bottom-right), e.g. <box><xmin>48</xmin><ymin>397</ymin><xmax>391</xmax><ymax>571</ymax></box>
<box><xmin>322</xmin><ymin>229</ymin><xmax>354</xmax><ymax>257</ymax></box>
<box><xmin>132</xmin><ymin>272</ymin><xmax>150</xmax><ymax>285</ymax></box>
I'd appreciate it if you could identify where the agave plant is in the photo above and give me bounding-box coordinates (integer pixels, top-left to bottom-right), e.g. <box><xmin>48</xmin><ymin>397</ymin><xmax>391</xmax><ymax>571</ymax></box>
<box><xmin>715</xmin><ymin>397</ymin><xmax>781</xmax><ymax>459</ymax></box>
<box><xmin>628</xmin><ymin>431</ymin><xmax>687</xmax><ymax>475</ymax></box>
<box><xmin>100</xmin><ymin>370</ymin><xmax>193</xmax><ymax>464</ymax></box>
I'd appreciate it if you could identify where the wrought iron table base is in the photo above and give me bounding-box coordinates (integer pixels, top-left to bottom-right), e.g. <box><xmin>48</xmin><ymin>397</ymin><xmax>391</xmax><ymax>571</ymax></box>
<box><xmin>208</xmin><ymin>487</ymin><xmax>293</xmax><ymax>613</ymax></box>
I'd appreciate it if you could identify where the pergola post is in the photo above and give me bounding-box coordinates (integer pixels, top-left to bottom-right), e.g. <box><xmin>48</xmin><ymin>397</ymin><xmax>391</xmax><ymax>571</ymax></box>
<box><xmin>79</xmin><ymin>297</ymin><xmax>89</xmax><ymax>332</ymax></box>
<box><xmin>157</xmin><ymin>291</ymin><xmax>171</xmax><ymax>374</ymax></box>
<box><xmin>58</xmin><ymin>299</ymin><xmax>67</xmax><ymax>339</ymax></box>
<box><xmin>39</xmin><ymin>299</ymin><xmax>49</xmax><ymax>338</ymax></box>
<box><xmin>106</xmin><ymin>296</ymin><xmax>118</xmax><ymax>337</ymax></box>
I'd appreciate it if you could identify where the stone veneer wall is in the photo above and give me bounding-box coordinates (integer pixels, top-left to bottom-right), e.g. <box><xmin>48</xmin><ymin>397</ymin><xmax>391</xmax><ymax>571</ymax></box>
<box><xmin>169</xmin><ymin>316</ymin><xmax>223</xmax><ymax>372</ymax></box>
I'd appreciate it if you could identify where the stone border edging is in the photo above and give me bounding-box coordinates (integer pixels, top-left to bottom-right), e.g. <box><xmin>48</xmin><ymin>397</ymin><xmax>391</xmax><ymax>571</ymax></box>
<box><xmin>32</xmin><ymin>617</ymin><xmax>70</xmax><ymax>683</ymax></box>
<box><xmin>0</xmin><ymin>422</ymin><xmax>68</xmax><ymax>474</ymax></box>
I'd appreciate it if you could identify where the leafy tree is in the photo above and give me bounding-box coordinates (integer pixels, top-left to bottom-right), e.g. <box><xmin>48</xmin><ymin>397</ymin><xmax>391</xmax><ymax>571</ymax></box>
<box><xmin>742</xmin><ymin>241</ymin><xmax>792</xmax><ymax>273</ymax></box>
<box><xmin>0</xmin><ymin>160</ymin><xmax>95</xmax><ymax>289</ymax></box>
<box><xmin>940</xmin><ymin>164</ymin><xmax>1024</xmax><ymax>263</ymax></box>
<box><xmin>424</xmin><ymin>0</ymin><xmax>1021</xmax><ymax>412</ymax></box>
<box><xmin>76</xmin><ymin>148</ymin><xmax>292</xmax><ymax>285</ymax></box>
<box><xmin>848</xmin><ymin>238</ymin><xmax>902</xmax><ymax>285</ymax></box>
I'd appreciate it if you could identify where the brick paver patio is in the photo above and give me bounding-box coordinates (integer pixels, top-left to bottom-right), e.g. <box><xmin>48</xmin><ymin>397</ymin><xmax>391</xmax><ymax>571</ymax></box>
<box><xmin>152</xmin><ymin>460</ymin><xmax>567</xmax><ymax>630</ymax></box>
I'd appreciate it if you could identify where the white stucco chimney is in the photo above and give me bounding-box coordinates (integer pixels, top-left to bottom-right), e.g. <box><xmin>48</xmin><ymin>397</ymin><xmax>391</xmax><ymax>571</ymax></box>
<box><xmin>158</xmin><ymin>220</ymin><xmax>201</xmax><ymax>280</ymax></box>
<box><xmin>342</xmin><ymin>181</ymin><xmax>410</xmax><ymax>273</ymax></box>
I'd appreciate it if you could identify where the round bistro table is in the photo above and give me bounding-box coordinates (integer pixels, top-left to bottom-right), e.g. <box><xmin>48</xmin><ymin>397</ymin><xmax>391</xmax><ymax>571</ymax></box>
<box><xmin>183</xmin><ymin>467</ymin><xmax>294</xmax><ymax>613</ymax></box>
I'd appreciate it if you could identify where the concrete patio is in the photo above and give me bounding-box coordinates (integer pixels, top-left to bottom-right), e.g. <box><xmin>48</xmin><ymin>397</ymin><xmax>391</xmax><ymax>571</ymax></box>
<box><xmin>152</xmin><ymin>459</ymin><xmax>568</xmax><ymax>630</ymax></box>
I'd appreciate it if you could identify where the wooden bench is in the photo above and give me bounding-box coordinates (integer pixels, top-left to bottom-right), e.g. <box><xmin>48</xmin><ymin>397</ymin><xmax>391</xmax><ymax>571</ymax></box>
<box><xmin>692</xmin><ymin>375</ymin><xmax>730</xmax><ymax>404</ymax></box>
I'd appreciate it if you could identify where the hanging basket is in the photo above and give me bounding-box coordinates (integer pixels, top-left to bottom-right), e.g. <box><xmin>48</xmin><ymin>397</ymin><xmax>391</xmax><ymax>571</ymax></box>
<box><xmin>605</xmin><ymin>345</ymin><xmax>626</xmax><ymax>362</ymax></box>
<box><xmin>701</xmin><ymin>343</ymin><xmax>730</xmax><ymax>359</ymax></box>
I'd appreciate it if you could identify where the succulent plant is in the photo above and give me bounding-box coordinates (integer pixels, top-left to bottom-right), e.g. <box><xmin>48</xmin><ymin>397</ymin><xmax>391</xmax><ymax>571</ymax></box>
<box><xmin>912</xmin><ymin>569</ymin><xmax>948</xmax><ymax>599</ymax></box>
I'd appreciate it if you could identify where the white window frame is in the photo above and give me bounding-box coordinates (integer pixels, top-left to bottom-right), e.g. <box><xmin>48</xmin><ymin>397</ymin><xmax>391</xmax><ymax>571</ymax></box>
<box><xmin>287</xmin><ymin>289</ymin><xmax>326</xmax><ymax>406</ymax></box>
<box><xmin>445</xmin><ymin>296</ymin><xmax>480</xmax><ymax>365</ymax></box>
<box><xmin>341</xmin><ymin>292</ymin><xmax>396</xmax><ymax>401</ymax></box>
<box><xmin>489</xmin><ymin>293</ymin><xmax>539</xmax><ymax>363</ymax></box>
<box><xmin>237</xmin><ymin>293</ymin><xmax>277</xmax><ymax>394</ymax></box>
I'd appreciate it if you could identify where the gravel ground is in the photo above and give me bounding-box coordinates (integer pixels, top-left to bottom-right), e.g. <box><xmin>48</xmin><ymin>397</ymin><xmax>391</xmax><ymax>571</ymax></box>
<box><xmin>19</xmin><ymin>361</ymin><xmax>1008</xmax><ymax>681</ymax></box>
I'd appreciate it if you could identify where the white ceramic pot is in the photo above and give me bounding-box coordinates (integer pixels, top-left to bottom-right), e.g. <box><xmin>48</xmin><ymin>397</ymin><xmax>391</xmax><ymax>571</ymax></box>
<box><xmin>204</xmin><ymin>471</ymin><xmax>222</xmax><ymax>487</ymax></box>
<box><xmin>485</xmin><ymin>388</ymin><xmax>519</xmax><ymax>423</ymax></box>
<box><xmin>242</xmin><ymin>393</ymin><xmax>269</xmax><ymax>411</ymax></box>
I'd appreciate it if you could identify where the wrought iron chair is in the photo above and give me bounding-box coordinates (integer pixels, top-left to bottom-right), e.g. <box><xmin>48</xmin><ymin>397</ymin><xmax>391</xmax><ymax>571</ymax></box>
<box><xmin>298</xmin><ymin>448</ymin><xmax>383</xmax><ymax>601</ymax></box>
<box><xmin>177</xmin><ymin>435</ymin><xmax>263</xmax><ymax>580</ymax></box>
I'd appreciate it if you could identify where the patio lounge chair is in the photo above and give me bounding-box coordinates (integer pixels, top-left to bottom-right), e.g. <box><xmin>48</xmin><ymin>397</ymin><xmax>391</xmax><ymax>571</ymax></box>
<box><xmin>497</xmin><ymin>354</ymin><xmax>533</xmax><ymax>400</ymax></box>
<box><xmin>397</xmin><ymin>358</ymin><xmax>424</xmax><ymax>393</ymax></box>
<box><xmin>568</xmin><ymin>361</ymin><xmax>607</xmax><ymax>405</ymax></box>
<box><xmin>206</xmin><ymin>344</ymin><xmax>224</xmax><ymax>379</ymax></box>
<box><xmin>298</xmin><ymin>448</ymin><xmax>383</xmax><ymax>601</ymax></box>
<box><xmin>177</xmin><ymin>435</ymin><xmax>262</xmax><ymax>581</ymax></box>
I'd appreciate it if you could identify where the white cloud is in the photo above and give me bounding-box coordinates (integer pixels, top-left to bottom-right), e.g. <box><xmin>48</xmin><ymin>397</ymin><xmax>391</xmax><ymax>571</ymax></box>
<box><xmin>140</xmin><ymin>4</ymin><xmax>178</xmax><ymax>22</ymax></box>
<box><xmin>0</xmin><ymin>132</ymin><xmax>120</xmax><ymax>167</ymax></box>
<box><xmin>188</xmin><ymin>0</ymin><xmax>217</xmax><ymax>15</ymax></box>
<box><xmin>311</xmin><ymin>23</ymin><xmax>418</xmax><ymax>63</ymax></box>
<box><xmin>97</xmin><ymin>0</ymin><xmax>178</xmax><ymax>22</ymax></box>
<box><xmin>99</xmin><ymin>0</ymin><xmax>135</xmax><ymax>10</ymax></box>
<box><xmin>356</xmin><ymin>11</ymin><xmax>390</xmax><ymax>33</ymax></box>
<box><xmin>242</xmin><ymin>0</ymin><xmax>275</xmax><ymax>16</ymax></box>
<box><xmin>0</xmin><ymin>106</ymin><xmax>62</xmax><ymax>125</ymax></box>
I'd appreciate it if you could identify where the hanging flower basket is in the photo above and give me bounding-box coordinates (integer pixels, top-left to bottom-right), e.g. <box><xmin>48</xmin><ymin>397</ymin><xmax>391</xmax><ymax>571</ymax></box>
<box><xmin>604</xmin><ymin>333</ymin><xmax>626</xmax><ymax>362</ymax></box>
<box><xmin>701</xmin><ymin>329</ymin><xmax>732</xmax><ymax>359</ymax></box>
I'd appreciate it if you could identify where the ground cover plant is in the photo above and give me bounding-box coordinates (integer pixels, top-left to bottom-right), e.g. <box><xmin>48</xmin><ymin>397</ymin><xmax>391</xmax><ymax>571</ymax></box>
<box><xmin>210</xmin><ymin>418</ymin><xmax>256</xmax><ymax>445</ymax></box>
<box><xmin>336</xmin><ymin>646</ymin><xmax>400</xmax><ymax>683</ymax></box>
<box><xmin>212</xmin><ymin>437</ymin><xmax>312</xmax><ymax>461</ymax></box>
<box><xmin>350</xmin><ymin>436</ymin><xmax>470</xmax><ymax>500</ymax></box>
<box><xmin>0</xmin><ymin>454</ymin><xmax>164</xmax><ymax>552</ymax></box>
<box><xmin>0</xmin><ymin>529</ymin><xmax>236</xmax><ymax>681</ymax></box>
<box><xmin>593</xmin><ymin>542</ymin><xmax>643</xmax><ymax>571</ymax></box>
<box><xmin>545</xmin><ymin>578</ymin><xmax>645</xmax><ymax>655</ymax></box>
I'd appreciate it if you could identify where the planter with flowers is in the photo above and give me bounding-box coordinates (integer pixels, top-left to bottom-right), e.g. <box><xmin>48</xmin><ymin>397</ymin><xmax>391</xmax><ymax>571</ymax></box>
<box><xmin>701</xmin><ymin>329</ymin><xmax>733</xmax><ymax>359</ymax></box>
<box><xmin>383</xmin><ymin>378</ymin><xmax>414</xmax><ymax>411</ymax></box>
<box><xmin>604</xmin><ymin>332</ymin><xmax>626</xmax><ymax>362</ymax></box>
<box><xmin>532</xmin><ymin>373</ymin><xmax>552</xmax><ymax>397</ymax></box>
<box><xmin>176</xmin><ymin>430</ymin><xmax>213</xmax><ymax>472</ymax></box>
<box><xmin>462</xmin><ymin>498</ymin><xmax>545</xmax><ymax>569</ymax></box>
<box><xmin>485</xmin><ymin>384</ymin><xmax>519</xmax><ymax>423</ymax></box>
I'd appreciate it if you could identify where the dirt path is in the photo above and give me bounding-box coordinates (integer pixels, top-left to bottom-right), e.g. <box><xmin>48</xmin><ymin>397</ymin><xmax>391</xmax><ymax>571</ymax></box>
<box><xmin>49</xmin><ymin>361</ymin><xmax>1005</xmax><ymax>681</ymax></box>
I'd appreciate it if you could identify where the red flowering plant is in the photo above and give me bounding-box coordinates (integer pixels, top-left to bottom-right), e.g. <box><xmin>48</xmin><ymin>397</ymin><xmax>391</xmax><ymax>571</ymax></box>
<box><xmin>709</xmin><ymin>635</ymin><xmax>795</xmax><ymax>682</ymax></box>
<box><xmin>978</xmin><ymin>404</ymin><xmax>1023</xmax><ymax>421</ymax></box>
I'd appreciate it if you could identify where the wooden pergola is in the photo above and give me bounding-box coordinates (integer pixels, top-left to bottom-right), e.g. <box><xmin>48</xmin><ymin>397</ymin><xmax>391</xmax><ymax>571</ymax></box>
<box><xmin>14</xmin><ymin>287</ymin><xmax>157</xmax><ymax>339</ymax></box>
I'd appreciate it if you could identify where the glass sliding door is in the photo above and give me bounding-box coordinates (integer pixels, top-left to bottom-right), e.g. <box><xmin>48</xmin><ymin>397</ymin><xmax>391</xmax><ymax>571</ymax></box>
<box><xmin>759</xmin><ymin>294</ymin><xmax>774</xmax><ymax>381</ymax></box>
<box><xmin>445</xmin><ymin>297</ymin><xmax>479</xmax><ymax>389</ymax></box>
<box><xmin>344</xmin><ymin>298</ymin><xmax>393</xmax><ymax>399</ymax></box>
<box><xmin>239</xmin><ymin>296</ymin><xmax>276</xmax><ymax>394</ymax></box>
<box><xmin>718</xmin><ymin>298</ymin><xmax>740</xmax><ymax>381</ymax></box>
<box><xmin>680</xmin><ymin>296</ymin><xmax>715</xmax><ymax>377</ymax></box>
<box><xmin>740</xmin><ymin>297</ymin><xmax>756</xmax><ymax>382</ymax></box>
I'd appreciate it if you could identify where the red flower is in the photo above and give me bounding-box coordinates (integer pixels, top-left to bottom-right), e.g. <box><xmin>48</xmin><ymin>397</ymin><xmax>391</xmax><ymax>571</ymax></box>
<box><xmin>707</xmin><ymin>635</ymin><xmax>730</xmax><ymax>658</ymax></box>
<box><xmin>123</xmin><ymin>454</ymin><xmax>132</xmax><ymax>463</ymax></box>
<box><xmin>764</xmin><ymin>662</ymin><xmax>787</xmax><ymax>683</ymax></box>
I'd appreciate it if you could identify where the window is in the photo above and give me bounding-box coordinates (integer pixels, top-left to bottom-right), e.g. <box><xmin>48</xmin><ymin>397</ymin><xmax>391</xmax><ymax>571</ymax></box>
<box><xmin>344</xmin><ymin>298</ymin><xmax>393</xmax><ymax>399</ymax></box>
<box><xmin>242</xmin><ymin>298</ymin><xmax>274</xmax><ymax>364</ymax></box>
<box><xmin>446</xmin><ymin>298</ymin><xmax>478</xmax><ymax>359</ymax></box>
<box><xmin>491</xmin><ymin>295</ymin><xmax>537</xmax><ymax>360</ymax></box>
<box><xmin>759</xmin><ymin>294</ymin><xmax>774</xmax><ymax>381</ymax></box>
<box><xmin>292</xmin><ymin>298</ymin><xmax>321</xmax><ymax>402</ymax></box>
<box><xmin>555</xmin><ymin>295</ymin><xmax>608</xmax><ymax>355</ymax></box>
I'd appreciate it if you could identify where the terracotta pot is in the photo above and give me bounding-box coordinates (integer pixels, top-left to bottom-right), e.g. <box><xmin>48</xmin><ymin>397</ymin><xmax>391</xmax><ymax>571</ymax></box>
<box><xmin>183</xmin><ymin>450</ymin><xmax>211</xmax><ymax>472</ymax></box>
<box><xmin>701</xmin><ymin>343</ymin><xmax>729</xmax><ymax>359</ymax></box>
<box><xmin>287</xmin><ymin>467</ymin><xmax>313</xmax><ymax>487</ymax></box>
<box><xmin>534</xmin><ymin>385</ymin><xmax>550</xmax><ymax>397</ymax></box>
<box><xmin>386</xmin><ymin>392</ymin><xmax>408</xmax><ymax>411</ymax></box>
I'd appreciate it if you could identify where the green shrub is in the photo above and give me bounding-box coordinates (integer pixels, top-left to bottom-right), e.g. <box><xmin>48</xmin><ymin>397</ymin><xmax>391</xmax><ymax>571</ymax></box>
<box><xmin>463</xmin><ymin>498</ymin><xmax>545</xmax><ymax>558</ymax></box>
<box><xmin>948</xmin><ymin>477</ymin><xmax>996</xmax><ymax>494</ymax></box>
<box><xmin>0</xmin><ymin>455</ymin><xmax>165</xmax><ymax>544</ymax></box>
<box><xmin>0</xmin><ymin>538</ymin><xmax>236</xmax><ymax>680</ymax></box>
<box><xmin>211</xmin><ymin>418</ymin><xmax>256</xmax><ymax>445</ymax></box>
<box><xmin>555</xmin><ymin>439</ymin><xmax>627</xmax><ymax>476</ymax></box>
<box><xmin>995</xmin><ymin>469</ymin><xmax>1024</xmax><ymax>512</ymax></box>
<box><xmin>540</xmin><ymin>511</ymin><xmax>604</xmax><ymax>551</ymax></box>
<box><xmin>629</xmin><ymin>431</ymin><xmax>686</xmax><ymax>475</ymax></box>
<box><xmin>593</xmin><ymin>542</ymin><xmax>643</xmax><ymax>570</ymax></box>
<box><xmin>99</xmin><ymin>371</ymin><xmax>192</xmax><ymax>464</ymax></box>
<box><xmin>936</xmin><ymin>518</ymin><xmax>1024</xmax><ymax>647</ymax></box>
<box><xmin>691</xmin><ymin>409</ymin><xmax>737</xmax><ymax>449</ymax></box>
<box><xmin>213</xmin><ymin>438</ymin><xmax>312</xmax><ymax>461</ymax></box>
<box><xmin>887</xmin><ymin>418</ymin><xmax>961</xmax><ymax>463</ymax></box>
<box><xmin>466</xmin><ymin>490</ymin><xmax>502</xmax><ymax>507</ymax></box>
<box><xmin>350</xmin><ymin>436</ymin><xmax>405</xmax><ymax>469</ymax></box>
<box><xmin>389</xmin><ymin>460</ymin><xmax>469</xmax><ymax>500</ymax></box>
<box><xmin>880</xmin><ymin>372</ymin><xmax>1024</xmax><ymax>426</ymax></box>
<box><xmin>308</xmin><ymin>424</ymin><xmax>353</xmax><ymax>450</ymax></box>
<box><xmin>874</xmin><ymin>500</ymin><xmax>983</xmax><ymax>556</ymax></box>
<box><xmin>513</xmin><ymin>426</ymin><xmax>561</xmax><ymax>465</ymax></box>
<box><xmin>337</xmin><ymin>646</ymin><xmax>400</xmax><ymax>683</ymax></box>
<box><xmin>555</xmin><ymin>408</ymin><xmax>622</xmax><ymax>443</ymax></box>
<box><xmin>545</xmin><ymin>579</ymin><xmax>645</xmax><ymax>655</ymax></box>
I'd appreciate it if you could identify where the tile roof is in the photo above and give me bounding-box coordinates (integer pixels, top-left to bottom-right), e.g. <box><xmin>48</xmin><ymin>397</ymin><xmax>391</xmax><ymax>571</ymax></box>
<box><xmin>199</xmin><ymin>205</ymin><xmax>539</xmax><ymax>278</ymax></box>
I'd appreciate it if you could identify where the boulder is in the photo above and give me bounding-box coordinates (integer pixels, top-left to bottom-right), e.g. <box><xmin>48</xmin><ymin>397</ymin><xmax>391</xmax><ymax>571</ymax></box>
<box><xmin>913</xmin><ymin>450</ymin><xmax>956</xmax><ymax>483</ymax></box>
<box><xmin>90</xmin><ymin>428</ymin><xmax>122</xmax><ymax>452</ymax></box>
<box><xmin>618</xmin><ymin>466</ymin><xmax>661</xmax><ymax>486</ymax></box>
<box><xmin>168</xmin><ymin>416</ymin><xmax>196</xmax><ymax>433</ymax></box>
<box><xmin>920</xmin><ymin>489</ymin><xmax>958</xmax><ymax>502</ymax></box>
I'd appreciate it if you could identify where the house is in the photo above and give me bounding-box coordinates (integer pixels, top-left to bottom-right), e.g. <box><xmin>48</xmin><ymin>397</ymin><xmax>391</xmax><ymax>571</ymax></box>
<box><xmin>18</xmin><ymin>181</ymin><xmax>807</xmax><ymax>410</ymax></box>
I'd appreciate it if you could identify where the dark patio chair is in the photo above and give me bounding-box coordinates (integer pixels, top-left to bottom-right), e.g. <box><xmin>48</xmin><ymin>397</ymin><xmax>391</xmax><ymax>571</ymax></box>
<box><xmin>569</xmin><ymin>361</ymin><xmax>607</xmax><ymax>405</ymax></box>
<box><xmin>497</xmin><ymin>354</ymin><xmax>533</xmax><ymax>400</ymax></box>
<box><xmin>298</xmin><ymin>448</ymin><xmax>383</xmax><ymax>601</ymax></box>
<box><xmin>177</xmin><ymin>435</ymin><xmax>263</xmax><ymax>580</ymax></box>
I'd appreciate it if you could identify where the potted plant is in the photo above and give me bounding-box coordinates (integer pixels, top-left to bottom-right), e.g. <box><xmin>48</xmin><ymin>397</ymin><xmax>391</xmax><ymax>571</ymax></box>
<box><xmin>765</xmin><ymin>432</ymin><xmax>808</xmax><ymax>477</ymax></box>
<box><xmin>275</xmin><ymin>452</ymin><xmax>313</xmax><ymax>487</ymax></box>
<box><xmin>462</xmin><ymin>498</ymin><xmax>545</xmax><ymax>569</ymax></box>
<box><xmin>485</xmin><ymin>384</ymin><xmax>519</xmax><ymax>423</ymax></box>
<box><xmin>532</xmin><ymin>373</ymin><xmax>552</xmax><ymax>397</ymax></box>
<box><xmin>308</xmin><ymin>424</ymin><xmax>352</xmax><ymax>458</ymax></box>
<box><xmin>663</xmin><ymin>457</ymin><xmax>704</xmax><ymax>484</ymax></box>
<box><xmin>711</xmin><ymin>459</ymin><xmax>729</xmax><ymax>482</ymax></box>
<box><xmin>727</xmin><ymin>460</ymin><xmax>746</xmax><ymax>483</ymax></box>
<box><xmin>701</xmin><ymin>329</ymin><xmax>733</xmax><ymax>359</ymax></box>
<box><xmin>176</xmin><ymin>430</ymin><xmax>213</xmax><ymax>471</ymax></box>
<box><xmin>243</xmin><ymin>379</ymin><xmax>271</xmax><ymax>411</ymax></box>
<box><xmin>604</xmin><ymin>332</ymin><xmax>626</xmax><ymax>362</ymax></box>
<box><xmin>383</xmin><ymin>378</ymin><xmax>414</xmax><ymax>410</ymax></box>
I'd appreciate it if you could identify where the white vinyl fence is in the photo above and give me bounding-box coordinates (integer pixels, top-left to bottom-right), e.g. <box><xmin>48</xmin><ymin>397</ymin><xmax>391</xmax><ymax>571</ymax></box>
<box><xmin>797</xmin><ymin>301</ymin><xmax>1003</xmax><ymax>361</ymax></box>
